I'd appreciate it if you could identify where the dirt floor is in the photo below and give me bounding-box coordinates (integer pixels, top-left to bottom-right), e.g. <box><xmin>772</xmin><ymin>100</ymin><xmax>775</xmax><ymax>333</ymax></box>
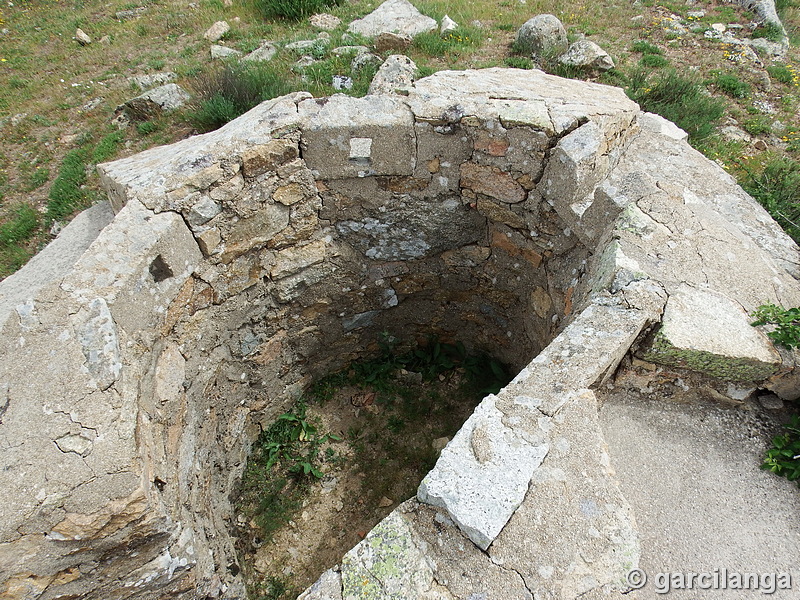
<box><xmin>233</xmin><ymin>366</ymin><xmax>490</xmax><ymax>598</ymax></box>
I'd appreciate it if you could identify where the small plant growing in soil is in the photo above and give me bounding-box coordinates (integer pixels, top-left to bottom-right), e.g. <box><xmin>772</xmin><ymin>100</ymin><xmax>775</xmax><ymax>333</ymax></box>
<box><xmin>762</xmin><ymin>415</ymin><xmax>800</xmax><ymax>486</ymax></box>
<box><xmin>751</xmin><ymin>303</ymin><xmax>800</xmax><ymax>348</ymax></box>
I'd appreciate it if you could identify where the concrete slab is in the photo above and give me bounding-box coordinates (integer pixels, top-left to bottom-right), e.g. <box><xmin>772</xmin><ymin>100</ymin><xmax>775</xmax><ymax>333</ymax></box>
<box><xmin>599</xmin><ymin>390</ymin><xmax>800</xmax><ymax>599</ymax></box>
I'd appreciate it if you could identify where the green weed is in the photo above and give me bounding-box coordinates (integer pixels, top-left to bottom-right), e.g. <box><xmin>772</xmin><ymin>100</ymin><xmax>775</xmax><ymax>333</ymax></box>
<box><xmin>751</xmin><ymin>22</ymin><xmax>785</xmax><ymax>42</ymax></box>
<box><xmin>743</xmin><ymin>115</ymin><xmax>772</xmax><ymax>136</ymax></box>
<box><xmin>626</xmin><ymin>68</ymin><xmax>725</xmax><ymax>142</ymax></box>
<box><xmin>767</xmin><ymin>63</ymin><xmax>800</xmax><ymax>86</ymax></box>
<box><xmin>631</xmin><ymin>40</ymin><xmax>662</xmax><ymax>54</ymax></box>
<box><xmin>253</xmin><ymin>0</ymin><xmax>343</xmax><ymax>21</ymax></box>
<box><xmin>0</xmin><ymin>203</ymin><xmax>38</xmax><ymax>247</ymax></box>
<box><xmin>752</xmin><ymin>304</ymin><xmax>800</xmax><ymax>349</ymax></box>
<box><xmin>741</xmin><ymin>158</ymin><xmax>800</xmax><ymax>243</ymax></box>
<box><xmin>92</xmin><ymin>131</ymin><xmax>124</xmax><ymax>164</ymax></box>
<box><xmin>504</xmin><ymin>56</ymin><xmax>534</xmax><ymax>69</ymax></box>
<box><xmin>47</xmin><ymin>149</ymin><xmax>89</xmax><ymax>222</ymax></box>
<box><xmin>762</xmin><ymin>415</ymin><xmax>800</xmax><ymax>486</ymax></box>
<box><xmin>712</xmin><ymin>72</ymin><xmax>750</xmax><ymax>98</ymax></box>
<box><xmin>639</xmin><ymin>54</ymin><xmax>669</xmax><ymax>68</ymax></box>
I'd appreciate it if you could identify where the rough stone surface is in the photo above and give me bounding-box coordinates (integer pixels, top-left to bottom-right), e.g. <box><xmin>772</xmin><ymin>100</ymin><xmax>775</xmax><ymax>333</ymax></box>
<box><xmin>347</xmin><ymin>0</ymin><xmax>437</xmax><ymax>38</ymax></box>
<box><xmin>121</xmin><ymin>83</ymin><xmax>190</xmax><ymax>120</ymax></box>
<box><xmin>130</xmin><ymin>71</ymin><xmax>177</xmax><ymax>90</ymax></box>
<box><xmin>75</xmin><ymin>27</ymin><xmax>92</xmax><ymax>45</ymax></box>
<box><xmin>203</xmin><ymin>20</ymin><xmax>230</xmax><ymax>42</ymax></box>
<box><xmin>374</xmin><ymin>31</ymin><xmax>412</xmax><ymax>52</ymax></box>
<box><xmin>6</xmin><ymin>67</ymin><xmax>800</xmax><ymax>600</ymax></box>
<box><xmin>210</xmin><ymin>44</ymin><xmax>242</xmax><ymax>59</ymax></box>
<box><xmin>515</xmin><ymin>14</ymin><xmax>568</xmax><ymax>59</ymax></box>
<box><xmin>243</xmin><ymin>41</ymin><xmax>277</xmax><ymax>62</ymax></box>
<box><xmin>440</xmin><ymin>14</ymin><xmax>458</xmax><ymax>36</ymax></box>
<box><xmin>368</xmin><ymin>54</ymin><xmax>418</xmax><ymax>95</ymax></box>
<box><xmin>309</xmin><ymin>13</ymin><xmax>341</xmax><ymax>31</ymax></box>
<box><xmin>559</xmin><ymin>39</ymin><xmax>615</xmax><ymax>71</ymax></box>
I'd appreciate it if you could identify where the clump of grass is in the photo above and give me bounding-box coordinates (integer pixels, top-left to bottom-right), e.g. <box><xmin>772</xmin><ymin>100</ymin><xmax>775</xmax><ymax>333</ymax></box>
<box><xmin>253</xmin><ymin>0</ymin><xmax>343</xmax><ymax>20</ymax></box>
<box><xmin>751</xmin><ymin>21</ymin><xmax>785</xmax><ymax>42</ymax></box>
<box><xmin>626</xmin><ymin>68</ymin><xmax>725</xmax><ymax>142</ymax></box>
<box><xmin>188</xmin><ymin>62</ymin><xmax>296</xmax><ymax>132</ymax></box>
<box><xmin>0</xmin><ymin>203</ymin><xmax>38</xmax><ymax>247</ymax></box>
<box><xmin>25</xmin><ymin>167</ymin><xmax>49</xmax><ymax>191</ymax></box>
<box><xmin>743</xmin><ymin>115</ymin><xmax>772</xmax><ymax>136</ymax></box>
<box><xmin>741</xmin><ymin>158</ymin><xmax>800</xmax><ymax>243</ymax></box>
<box><xmin>413</xmin><ymin>27</ymin><xmax>483</xmax><ymax>58</ymax></box>
<box><xmin>639</xmin><ymin>54</ymin><xmax>669</xmax><ymax>68</ymax></box>
<box><xmin>712</xmin><ymin>72</ymin><xmax>751</xmax><ymax>98</ymax></box>
<box><xmin>631</xmin><ymin>40</ymin><xmax>662</xmax><ymax>54</ymax></box>
<box><xmin>767</xmin><ymin>63</ymin><xmax>800</xmax><ymax>86</ymax></box>
<box><xmin>92</xmin><ymin>131</ymin><xmax>124</xmax><ymax>164</ymax></box>
<box><xmin>302</xmin><ymin>54</ymin><xmax>378</xmax><ymax>98</ymax></box>
<box><xmin>47</xmin><ymin>149</ymin><xmax>89</xmax><ymax>222</ymax></box>
<box><xmin>504</xmin><ymin>56</ymin><xmax>534</xmax><ymax>69</ymax></box>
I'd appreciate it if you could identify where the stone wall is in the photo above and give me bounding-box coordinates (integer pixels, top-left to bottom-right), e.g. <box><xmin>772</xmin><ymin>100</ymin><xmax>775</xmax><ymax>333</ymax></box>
<box><xmin>1</xmin><ymin>69</ymin><xmax>799</xmax><ymax>599</ymax></box>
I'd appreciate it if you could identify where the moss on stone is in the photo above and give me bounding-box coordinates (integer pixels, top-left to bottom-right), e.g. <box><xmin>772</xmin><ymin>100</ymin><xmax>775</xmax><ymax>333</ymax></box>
<box><xmin>640</xmin><ymin>331</ymin><xmax>779</xmax><ymax>382</ymax></box>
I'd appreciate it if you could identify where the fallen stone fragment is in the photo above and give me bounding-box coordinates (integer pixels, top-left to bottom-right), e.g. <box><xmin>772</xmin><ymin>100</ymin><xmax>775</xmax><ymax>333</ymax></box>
<box><xmin>203</xmin><ymin>20</ymin><xmax>230</xmax><ymax>42</ymax></box>
<box><xmin>130</xmin><ymin>71</ymin><xmax>177</xmax><ymax>90</ymax></box>
<box><xmin>440</xmin><ymin>14</ymin><xmax>458</xmax><ymax>36</ymax></box>
<box><xmin>309</xmin><ymin>13</ymin><xmax>341</xmax><ymax>31</ymax></box>
<box><xmin>242</xmin><ymin>41</ymin><xmax>277</xmax><ymax>62</ymax></box>
<box><xmin>75</xmin><ymin>28</ymin><xmax>92</xmax><ymax>45</ymax></box>
<box><xmin>374</xmin><ymin>31</ymin><xmax>412</xmax><ymax>52</ymax></box>
<box><xmin>210</xmin><ymin>44</ymin><xmax>242</xmax><ymax>59</ymax></box>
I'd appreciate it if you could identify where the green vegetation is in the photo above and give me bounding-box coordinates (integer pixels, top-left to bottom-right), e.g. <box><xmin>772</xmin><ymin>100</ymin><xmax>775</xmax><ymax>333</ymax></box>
<box><xmin>763</xmin><ymin>415</ymin><xmax>800</xmax><ymax>487</ymax></box>
<box><xmin>189</xmin><ymin>62</ymin><xmax>296</xmax><ymax>131</ymax></box>
<box><xmin>639</xmin><ymin>53</ymin><xmax>669</xmax><ymax>68</ymax></box>
<box><xmin>751</xmin><ymin>22</ymin><xmax>785</xmax><ymax>42</ymax></box>
<box><xmin>712</xmin><ymin>72</ymin><xmax>751</xmax><ymax>98</ymax></box>
<box><xmin>752</xmin><ymin>303</ymin><xmax>800</xmax><ymax>348</ymax></box>
<box><xmin>253</xmin><ymin>0</ymin><xmax>343</xmax><ymax>21</ymax></box>
<box><xmin>504</xmin><ymin>56</ymin><xmax>535</xmax><ymax>69</ymax></box>
<box><xmin>47</xmin><ymin>148</ymin><xmax>89</xmax><ymax>222</ymax></box>
<box><xmin>767</xmin><ymin>63</ymin><xmax>800</xmax><ymax>85</ymax></box>
<box><xmin>741</xmin><ymin>158</ymin><xmax>800</xmax><ymax>243</ymax></box>
<box><xmin>626</xmin><ymin>69</ymin><xmax>725</xmax><ymax>142</ymax></box>
<box><xmin>631</xmin><ymin>40</ymin><xmax>663</xmax><ymax>54</ymax></box>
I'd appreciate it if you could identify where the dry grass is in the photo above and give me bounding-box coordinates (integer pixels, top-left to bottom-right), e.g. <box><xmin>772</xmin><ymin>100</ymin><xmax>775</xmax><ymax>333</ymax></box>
<box><xmin>0</xmin><ymin>0</ymin><xmax>798</xmax><ymax>277</ymax></box>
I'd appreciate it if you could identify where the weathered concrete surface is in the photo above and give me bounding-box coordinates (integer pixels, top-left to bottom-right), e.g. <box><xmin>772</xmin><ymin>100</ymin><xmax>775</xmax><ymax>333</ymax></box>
<box><xmin>600</xmin><ymin>390</ymin><xmax>800</xmax><ymax>599</ymax></box>
<box><xmin>0</xmin><ymin>200</ymin><xmax>114</xmax><ymax>328</ymax></box>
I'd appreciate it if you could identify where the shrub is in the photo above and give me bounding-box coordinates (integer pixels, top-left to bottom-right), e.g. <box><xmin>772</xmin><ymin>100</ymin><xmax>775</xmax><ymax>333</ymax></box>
<box><xmin>713</xmin><ymin>72</ymin><xmax>750</xmax><ymax>98</ymax></box>
<box><xmin>767</xmin><ymin>63</ymin><xmax>799</xmax><ymax>86</ymax></box>
<box><xmin>188</xmin><ymin>63</ymin><xmax>295</xmax><ymax>131</ymax></box>
<box><xmin>743</xmin><ymin>115</ymin><xmax>772</xmax><ymax>136</ymax></box>
<box><xmin>504</xmin><ymin>56</ymin><xmax>534</xmax><ymax>69</ymax></box>
<box><xmin>742</xmin><ymin>158</ymin><xmax>800</xmax><ymax>243</ymax></box>
<box><xmin>762</xmin><ymin>415</ymin><xmax>800</xmax><ymax>487</ymax></box>
<box><xmin>253</xmin><ymin>0</ymin><xmax>343</xmax><ymax>20</ymax></box>
<box><xmin>639</xmin><ymin>54</ymin><xmax>669</xmax><ymax>68</ymax></box>
<box><xmin>631</xmin><ymin>40</ymin><xmax>662</xmax><ymax>54</ymax></box>
<box><xmin>626</xmin><ymin>68</ymin><xmax>725</xmax><ymax>142</ymax></box>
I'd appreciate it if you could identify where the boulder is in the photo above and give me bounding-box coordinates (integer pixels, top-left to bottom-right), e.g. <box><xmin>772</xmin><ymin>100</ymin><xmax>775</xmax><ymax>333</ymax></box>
<box><xmin>515</xmin><ymin>14</ymin><xmax>568</xmax><ymax>59</ymax></box>
<box><xmin>130</xmin><ymin>71</ymin><xmax>177</xmax><ymax>90</ymax></box>
<box><xmin>558</xmin><ymin>39</ymin><xmax>615</xmax><ymax>71</ymax></box>
<box><xmin>368</xmin><ymin>54</ymin><xmax>418</xmax><ymax>95</ymax></box>
<box><xmin>374</xmin><ymin>31</ymin><xmax>412</xmax><ymax>52</ymax></box>
<box><xmin>75</xmin><ymin>28</ymin><xmax>92</xmax><ymax>45</ymax></box>
<box><xmin>121</xmin><ymin>84</ymin><xmax>190</xmax><ymax>120</ymax></box>
<box><xmin>348</xmin><ymin>0</ymin><xmax>437</xmax><ymax>38</ymax></box>
<box><xmin>210</xmin><ymin>44</ymin><xmax>242</xmax><ymax>59</ymax></box>
<box><xmin>242</xmin><ymin>41</ymin><xmax>277</xmax><ymax>62</ymax></box>
<box><xmin>203</xmin><ymin>20</ymin><xmax>229</xmax><ymax>42</ymax></box>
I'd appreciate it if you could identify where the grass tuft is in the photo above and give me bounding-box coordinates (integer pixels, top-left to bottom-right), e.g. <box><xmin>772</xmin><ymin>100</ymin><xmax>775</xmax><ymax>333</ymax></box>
<box><xmin>252</xmin><ymin>0</ymin><xmax>343</xmax><ymax>21</ymax></box>
<box><xmin>741</xmin><ymin>158</ymin><xmax>800</xmax><ymax>244</ymax></box>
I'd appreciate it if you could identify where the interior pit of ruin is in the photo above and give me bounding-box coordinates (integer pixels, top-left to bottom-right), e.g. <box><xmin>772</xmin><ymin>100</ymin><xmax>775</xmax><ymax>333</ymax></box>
<box><xmin>3</xmin><ymin>68</ymin><xmax>800</xmax><ymax>600</ymax></box>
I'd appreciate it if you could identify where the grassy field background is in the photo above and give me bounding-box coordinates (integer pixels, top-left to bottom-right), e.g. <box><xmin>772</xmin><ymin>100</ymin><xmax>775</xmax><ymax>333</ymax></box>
<box><xmin>0</xmin><ymin>0</ymin><xmax>798</xmax><ymax>278</ymax></box>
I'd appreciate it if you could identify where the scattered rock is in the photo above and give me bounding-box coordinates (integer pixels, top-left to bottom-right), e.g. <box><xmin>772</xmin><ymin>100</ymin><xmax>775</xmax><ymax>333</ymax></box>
<box><xmin>309</xmin><ymin>13</ymin><xmax>341</xmax><ymax>31</ymax></box>
<box><xmin>754</xmin><ymin>139</ymin><xmax>768</xmax><ymax>151</ymax></box>
<box><xmin>285</xmin><ymin>38</ymin><xmax>328</xmax><ymax>52</ymax></box>
<box><xmin>210</xmin><ymin>44</ymin><xmax>242</xmax><ymax>59</ymax></box>
<box><xmin>332</xmin><ymin>75</ymin><xmax>353</xmax><ymax>90</ymax></box>
<box><xmin>351</xmin><ymin>52</ymin><xmax>382</xmax><ymax>72</ymax></box>
<box><xmin>558</xmin><ymin>39</ymin><xmax>615</xmax><ymax>71</ymax></box>
<box><xmin>758</xmin><ymin>392</ymin><xmax>784</xmax><ymax>410</ymax></box>
<box><xmin>81</xmin><ymin>97</ymin><xmax>104</xmax><ymax>112</ymax></box>
<box><xmin>432</xmin><ymin>436</ymin><xmax>450</xmax><ymax>453</ymax></box>
<box><xmin>75</xmin><ymin>28</ymin><xmax>92</xmax><ymax>45</ymax></box>
<box><xmin>130</xmin><ymin>72</ymin><xmax>178</xmax><ymax>90</ymax></box>
<box><xmin>347</xmin><ymin>0</ymin><xmax>437</xmax><ymax>38</ymax></box>
<box><xmin>687</xmin><ymin>10</ymin><xmax>706</xmax><ymax>18</ymax></box>
<box><xmin>121</xmin><ymin>83</ymin><xmax>191</xmax><ymax>121</ymax></box>
<box><xmin>332</xmin><ymin>45</ymin><xmax>370</xmax><ymax>57</ymax></box>
<box><xmin>377</xmin><ymin>496</ymin><xmax>394</xmax><ymax>508</ymax></box>
<box><xmin>99</xmin><ymin>35</ymin><xmax>111</xmax><ymax>45</ymax></box>
<box><xmin>746</xmin><ymin>37</ymin><xmax>787</xmax><ymax>59</ymax></box>
<box><xmin>242</xmin><ymin>41</ymin><xmax>277</xmax><ymax>62</ymax></box>
<box><xmin>712</xmin><ymin>22</ymin><xmax>726</xmax><ymax>33</ymax></box>
<box><xmin>440</xmin><ymin>14</ymin><xmax>458</xmax><ymax>37</ymax></box>
<box><xmin>720</xmin><ymin>125</ymin><xmax>752</xmax><ymax>143</ymax></box>
<box><xmin>204</xmin><ymin>21</ymin><xmax>230</xmax><ymax>42</ymax></box>
<box><xmin>293</xmin><ymin>56</ymin><xmax>317</xmax><ymax>71</ymax></box>
<box><xmin>115</xmin><ymin>7</ymin><xmax>147</xmax><ymax>20</ymax></box>
<box><xmin>515</xmin><ymin>14</ymin><xmax>568</xmax><ymax>59</ymax></box>
<box><xmin>374</xmin><ymin>31</ymin><xmax>412</xmax><ymax>53</ymax></box>
<box><xmin>368</xmin><ymin>54</ymin><xmax>417</xmax><ymax>95</ymax></box>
